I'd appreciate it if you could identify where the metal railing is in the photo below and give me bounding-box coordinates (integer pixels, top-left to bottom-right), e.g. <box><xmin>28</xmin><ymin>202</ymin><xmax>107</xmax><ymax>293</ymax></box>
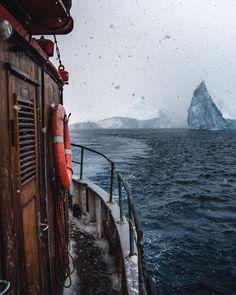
<box><xmin>71</xmin><ymin>143</ymin><xmax>146</xmax><ymax>294</ymax></box>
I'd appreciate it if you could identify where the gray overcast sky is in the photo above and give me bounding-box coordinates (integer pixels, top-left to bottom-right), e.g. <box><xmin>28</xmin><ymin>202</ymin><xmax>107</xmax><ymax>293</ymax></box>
<box><xmin>54</xmin><ymin>0</ymin><xmax>236</xmax><ymax>126</ymax></box>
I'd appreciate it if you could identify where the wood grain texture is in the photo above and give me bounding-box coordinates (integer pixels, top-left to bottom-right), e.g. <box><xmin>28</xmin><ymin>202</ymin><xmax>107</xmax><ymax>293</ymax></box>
<box><xmin>0</xmin><ymin>34</ymin><xmax>63</xmax><ymax>295</ymax></box>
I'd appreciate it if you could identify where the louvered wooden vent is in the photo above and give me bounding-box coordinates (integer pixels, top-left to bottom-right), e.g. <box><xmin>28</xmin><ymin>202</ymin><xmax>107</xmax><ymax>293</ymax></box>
<box><xmin>18</xmin><ymin>97</ymin><xmax>36</xmax><ymax>185</ymax></box>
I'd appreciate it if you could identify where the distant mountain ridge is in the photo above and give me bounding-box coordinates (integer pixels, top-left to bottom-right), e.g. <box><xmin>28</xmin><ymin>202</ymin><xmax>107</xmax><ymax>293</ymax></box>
<box><xmin>187</xmin><ymin>81</ymin><xmax>236</xmax><ymax>130</ymax></box>
<box><xmin>71</xmin><ymin>111</ymin><xmax>173</xmax><ymax>129</ymax></box>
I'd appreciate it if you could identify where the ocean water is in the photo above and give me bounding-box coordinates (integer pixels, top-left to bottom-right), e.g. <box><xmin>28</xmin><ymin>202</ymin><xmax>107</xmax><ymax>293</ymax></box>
<box><xmin>71</xmin><ymin>129</ymin><xmax>236</xmax><ymax>295</ymax></box>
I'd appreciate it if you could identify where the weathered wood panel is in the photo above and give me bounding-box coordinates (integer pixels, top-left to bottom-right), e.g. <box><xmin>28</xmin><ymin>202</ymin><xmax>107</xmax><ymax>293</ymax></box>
<box><xmin>0</xmin><ymin>33</ymin><xmax>63</xmax><ymax>295</ymax></box>
<box><xmin>8</xmin><ymin>69</ymin><xmax>42</xmax><ymax>295</ymax></box>
<box><xmin>43</xmin><ymin>71</ymin><xmax>62</xmax><ymax>294</ymax></box>
<box><xmin>22</xmin><ymin>198</ymin><xmax>40</xmax><ymax>294</ymax></box>
<box><xmin>0</xmin><ymin>40</ymin><xmax>21</xmax><ymax>295</ymax></box>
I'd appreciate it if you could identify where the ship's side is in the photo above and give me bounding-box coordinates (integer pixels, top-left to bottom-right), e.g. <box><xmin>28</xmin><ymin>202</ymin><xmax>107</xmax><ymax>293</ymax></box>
<box><xmin>0</xmin><ymin>2</ymin><xmax>73</xmax><ymax>294</ymax></box>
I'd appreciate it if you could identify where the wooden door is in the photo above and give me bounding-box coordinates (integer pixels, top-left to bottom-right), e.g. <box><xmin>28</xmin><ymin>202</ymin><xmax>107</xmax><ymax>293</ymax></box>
<box><xmin>8</xmin><ymin>66</ymin><xmax>45</xmax><ymax>295</ymax></box>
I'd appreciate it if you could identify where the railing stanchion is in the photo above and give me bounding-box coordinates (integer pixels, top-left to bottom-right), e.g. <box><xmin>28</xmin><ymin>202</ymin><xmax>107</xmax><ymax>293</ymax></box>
<box><xmin>118</xmin><ymin>174</ymin><xmax>124</xmax><ymax>222</ymax></box>
<box><xmin>129</xmin><ymin>199</ymin><xmax>135</xmax><ymax>256</ymax></box>
<box><xmin>80</xmin><ymin>147</ymin><xmax>84</xmax><ymax>179</ymax></box>
<box><xmin>109</xmin><ymin>162</ymin><xmax>114</xmax><ymax>203</ymax></box>
<box><xmin>138</xmin><ymin>233</ymin><xmax>146</xmax><ymax>295</ymax></box>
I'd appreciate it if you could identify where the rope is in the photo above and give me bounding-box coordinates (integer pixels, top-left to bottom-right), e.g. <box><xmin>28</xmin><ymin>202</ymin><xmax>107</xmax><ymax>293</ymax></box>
<box><xmin>55</xmin><ymin>181</ymin><xmax>75</xmax><ymax>288</ymax></box>
<box><xmin>53</xmin><ymin>35</ymin><xmax>63</xmax><ymax>67</ymax></box>
<box><xmin>51</xmin><ymin>104</ymin><xmax>74</xmax><ymax>287</ymax></box>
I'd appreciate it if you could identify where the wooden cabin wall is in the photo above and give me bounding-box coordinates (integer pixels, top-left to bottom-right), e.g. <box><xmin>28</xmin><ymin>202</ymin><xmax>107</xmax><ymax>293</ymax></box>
<box><xmin>43</xmin><ymin>71</ymin><xmax>63</xmax><ymax>294</ymax></box>
<box><xmin>0</xmin><ymin>36</ymin><xmax>62</xmax><ymax>295</ymax></box>
<box><xmin>0</xmin><ymin>37</ymin><xmax>41</xmax><ymax>295</ymax></box>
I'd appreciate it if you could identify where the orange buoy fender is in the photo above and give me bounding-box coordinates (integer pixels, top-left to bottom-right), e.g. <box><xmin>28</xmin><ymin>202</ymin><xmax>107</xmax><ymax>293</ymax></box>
<box><xmin>52</xmin><ymin>104</ymin><xmax>72</xmax><ymax>190</ymax></box>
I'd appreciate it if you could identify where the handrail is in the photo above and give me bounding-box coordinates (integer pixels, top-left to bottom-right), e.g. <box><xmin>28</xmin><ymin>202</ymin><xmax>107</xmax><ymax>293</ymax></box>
<box><xmin>118</xmin><ymin>173</ymin><xmax>142</xmax><ymax>236</ymax></box>
<box><xmin>71</xmin><ymin>143</ymin><xmax>114</xmax><ymax>164</ymax></box>
<box><xmin>71</xmin><ymin>142</ymin><xmax>147</xmax><ymax>294</ymax></box>
<box><xmin>71</xmin><ymin>143</ymin><xmax>115</xmax><ymax>202</ymax></box>
<box><xmin>118</xmin><ymin>173</ymin><xmax>146</xmax><ymax>294</ymax></box>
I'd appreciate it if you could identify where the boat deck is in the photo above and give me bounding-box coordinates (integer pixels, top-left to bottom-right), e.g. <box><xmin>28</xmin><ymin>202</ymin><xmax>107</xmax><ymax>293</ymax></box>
<box><xmin>63</xmin><ymin>215</ymin><xmax>120</xmax><ymax>295</ymax></box>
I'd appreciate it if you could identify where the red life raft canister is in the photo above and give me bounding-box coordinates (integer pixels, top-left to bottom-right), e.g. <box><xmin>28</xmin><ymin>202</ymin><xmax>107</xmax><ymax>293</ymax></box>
<box><xmin>52</xmin><ymin>104</ymin><xmax>72</xmax><ymax>189</ymax></box>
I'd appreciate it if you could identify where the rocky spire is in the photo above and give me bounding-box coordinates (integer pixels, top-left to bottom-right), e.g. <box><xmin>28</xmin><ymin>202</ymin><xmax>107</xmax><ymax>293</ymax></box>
<box><xmin>187</xmin><ymin>82</ymin><xmax>236</xmax><ymax>130</ymax></box>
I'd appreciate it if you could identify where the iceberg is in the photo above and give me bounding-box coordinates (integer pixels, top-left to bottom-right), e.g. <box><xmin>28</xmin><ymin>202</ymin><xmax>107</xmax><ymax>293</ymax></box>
<box><xmin>187</xmin><ymin>81</ymin><xmax>236</xmax><ymax>130</ymax></box>
<box><xmin>71</xmin><ymin>111</ymin><xmax>173</xmax><ymax>129</ymax></box>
